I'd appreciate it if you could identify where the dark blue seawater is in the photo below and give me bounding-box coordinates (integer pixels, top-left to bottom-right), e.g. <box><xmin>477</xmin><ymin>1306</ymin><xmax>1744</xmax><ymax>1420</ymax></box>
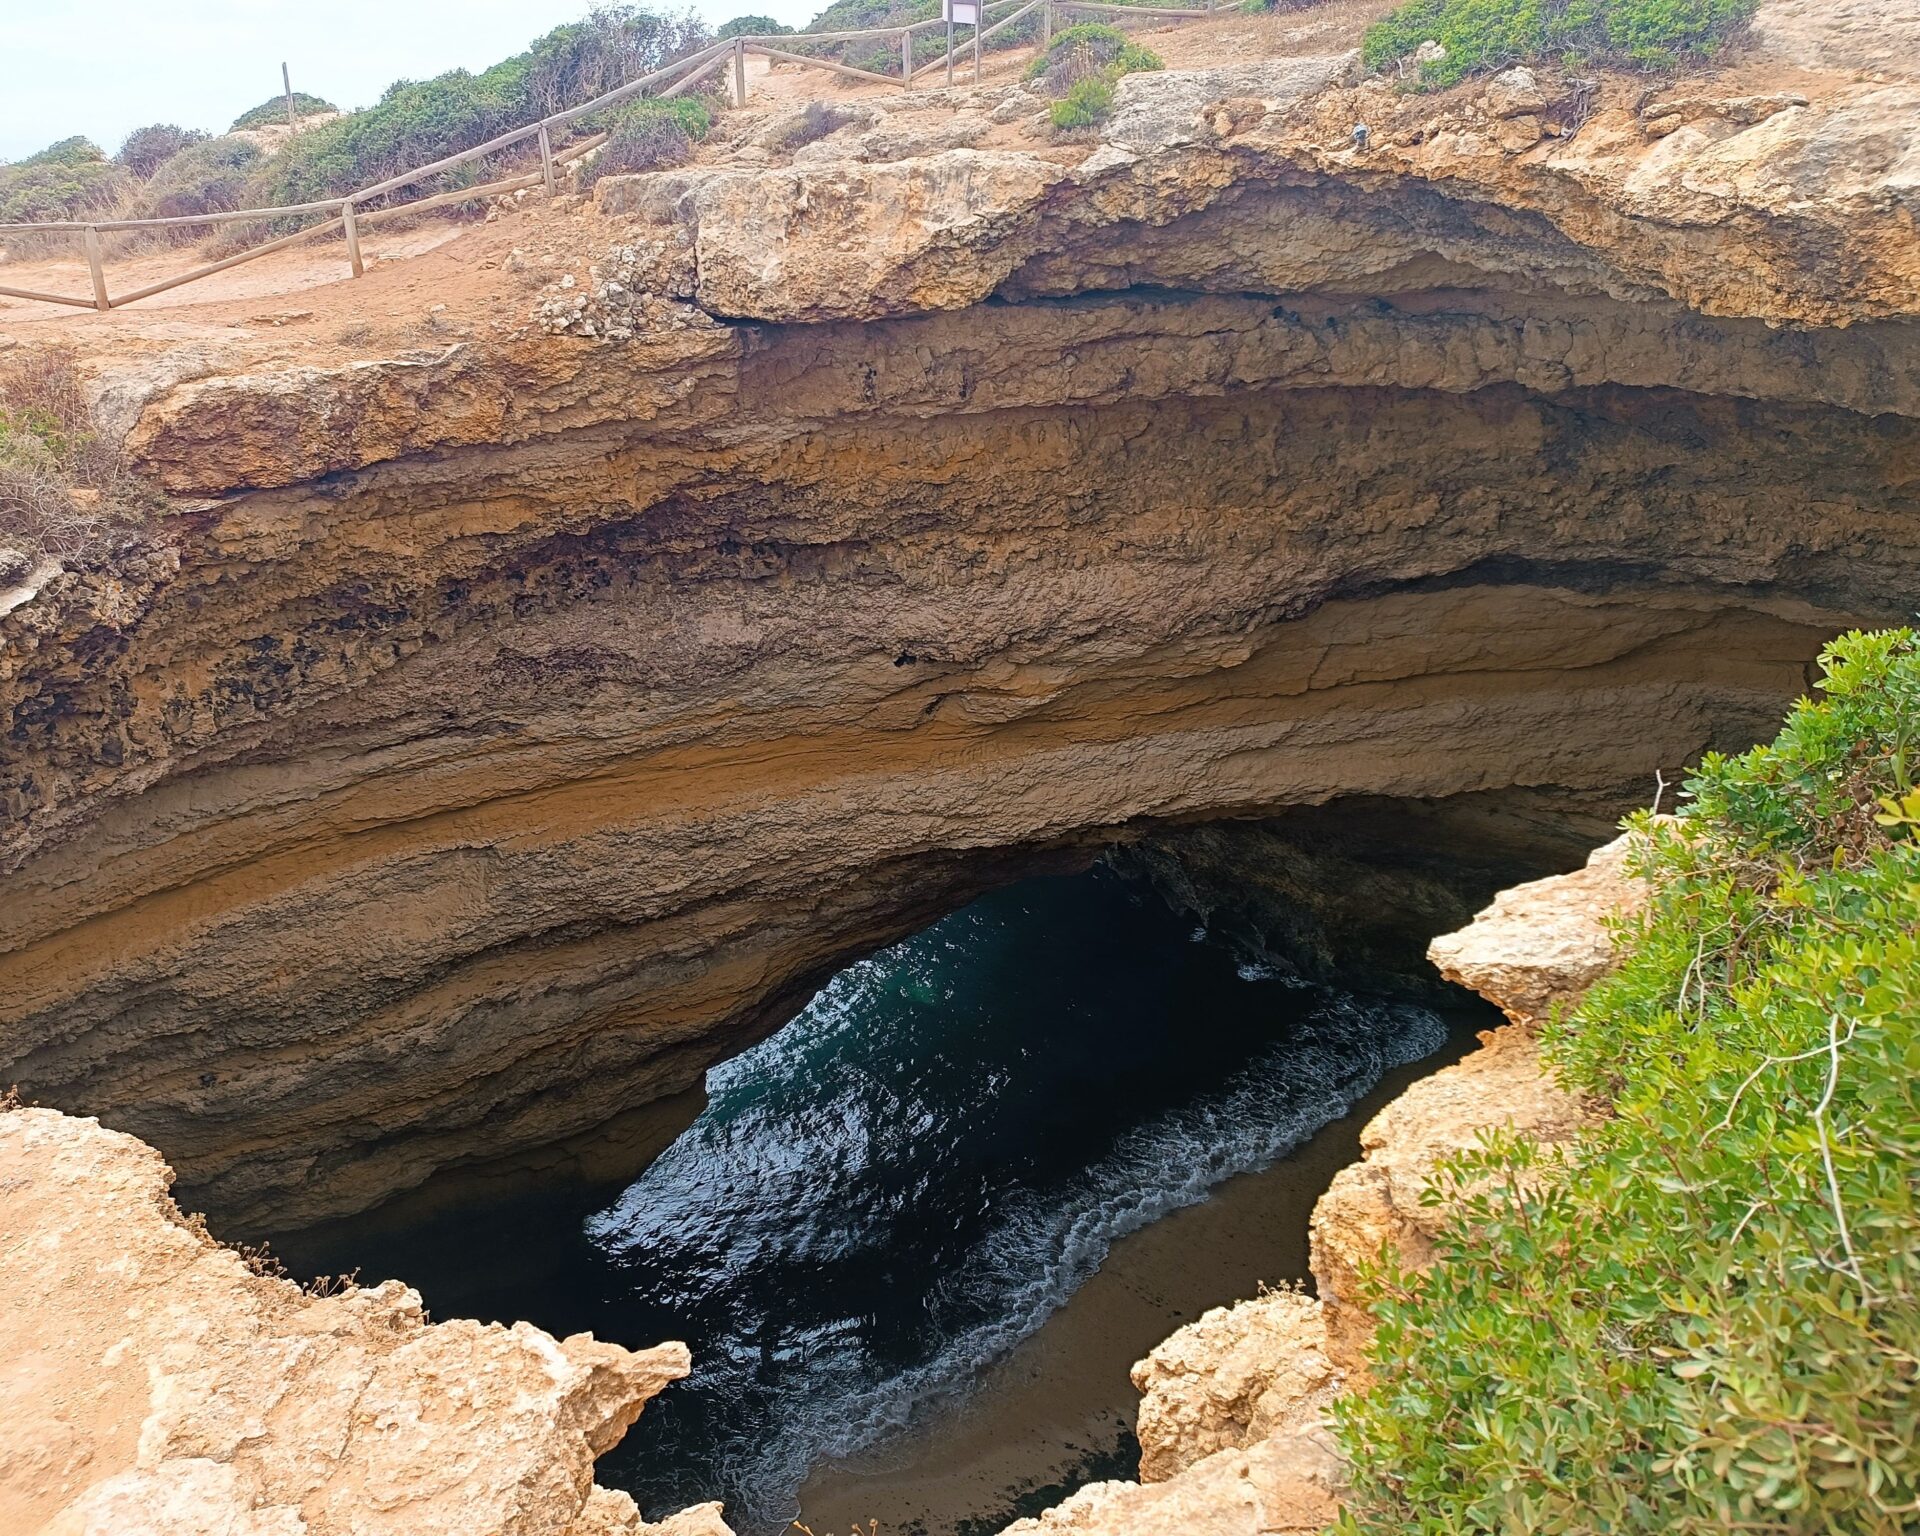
<box><xmin>280</xmin><ymin>865</ymin><xmax>1451</xmax><ymax>1532</ymax></box>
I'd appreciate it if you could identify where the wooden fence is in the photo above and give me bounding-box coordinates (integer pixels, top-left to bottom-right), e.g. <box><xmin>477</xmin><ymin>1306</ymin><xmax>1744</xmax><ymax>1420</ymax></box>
<box><xmin>0</xmin><ymin>0</ymin><xmax>1214</xmax><ymax>313</ymax></box>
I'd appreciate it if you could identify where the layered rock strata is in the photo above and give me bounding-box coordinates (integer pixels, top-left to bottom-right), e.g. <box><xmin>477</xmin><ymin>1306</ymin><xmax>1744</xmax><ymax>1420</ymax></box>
<box><xmin>1003</xmin><ymin>828</ymin><xmax>1642</xmax><ymax>1534</ymax></box>
<box><xmin>0</xmin><ymin>1104</ymin><xmax>710</xmax><ymax>1536</ymax></box>
<box><xmin>3</xmin><ymin>11</ymin><xmax>1917</xmax><ymax>1225</ymax></box>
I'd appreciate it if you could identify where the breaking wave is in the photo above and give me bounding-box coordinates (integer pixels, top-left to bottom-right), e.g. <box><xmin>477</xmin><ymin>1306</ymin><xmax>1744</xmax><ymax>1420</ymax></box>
<box><xmin>587</xmin><ymin>868</ymin><xmax>1444</xmax><ymax>1531</ymax></box>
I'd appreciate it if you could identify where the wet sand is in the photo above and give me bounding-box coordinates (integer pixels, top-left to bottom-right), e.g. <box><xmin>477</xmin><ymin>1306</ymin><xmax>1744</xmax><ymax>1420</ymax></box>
<box><xmin>795</xmin><ymin>1006</ymin><xmax>1486</xmax><ymax>1536</ymax></box>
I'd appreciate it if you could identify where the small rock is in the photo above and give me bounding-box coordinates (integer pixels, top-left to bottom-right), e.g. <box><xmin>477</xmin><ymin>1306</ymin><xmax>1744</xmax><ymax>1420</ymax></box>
<box><xmin>989</xmin><ymin>94</ymin><xmax>1030</xmax><ymax>125</ymax></box>
<box><xmin>1496</xmin><ymin>114</ymin><xmax>1544</xmax><ymax>153</ymax></box>
<box><xmin>1484</xmin><ymin>65</ymin><xmax>1545</xmax><ymax>119</ymax></box>
<box><xmin>1412</xmin><ymin>39</ymin><xmax>1447</xmax><ymax>66</ymax></box>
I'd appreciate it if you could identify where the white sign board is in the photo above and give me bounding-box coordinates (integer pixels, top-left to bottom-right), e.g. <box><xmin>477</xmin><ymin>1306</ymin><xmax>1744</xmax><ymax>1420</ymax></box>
<box><xmin>945</xmin><ymin>0</ymin><xmax>980</xmax><ymax>22</ymax></box>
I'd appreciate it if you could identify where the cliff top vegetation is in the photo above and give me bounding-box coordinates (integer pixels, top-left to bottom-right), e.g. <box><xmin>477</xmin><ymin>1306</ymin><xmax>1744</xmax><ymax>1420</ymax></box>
<box><xmin>229</xmin><ymin>93</ymin><xmax>340</xmax><ymax>132</ymax></box>
<box><xmin>1336</xmin><ymin>626</ymin><xmax>1920</xmax><ymax>1533</ymax></box>
<box><xmin>1364</xmin><ymin>0</ymin><xmax>1760</xmax><ymax>85</ymax></box>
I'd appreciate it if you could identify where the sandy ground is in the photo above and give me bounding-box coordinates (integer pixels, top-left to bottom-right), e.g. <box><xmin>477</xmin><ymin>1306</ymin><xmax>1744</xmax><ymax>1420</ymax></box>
<box><xmin>0</xmin><ymin>0</ymin><xmax>1885</xmax><ymax>362</ymax></box>
<box><xmin>794</xmin><ymin>1010</ymin><xmax>1480</xmax><ymax>1535</ymax></box>
<box><xmin>0</xmin><ymin>2</ymin><xmax>1399</xmax><ymax>349</ymax></box>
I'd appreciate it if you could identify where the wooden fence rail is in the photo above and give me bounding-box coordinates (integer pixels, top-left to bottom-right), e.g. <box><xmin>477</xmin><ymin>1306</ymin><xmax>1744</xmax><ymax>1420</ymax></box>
<box><xmin>0</xmin><ymin>0</ymin><xmax>1212</xmax><ymax>312</ymax></box>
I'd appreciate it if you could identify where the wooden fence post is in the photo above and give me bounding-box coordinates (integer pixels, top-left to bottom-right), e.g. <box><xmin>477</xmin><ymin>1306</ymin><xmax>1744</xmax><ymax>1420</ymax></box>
<box><xmin>973</xmin><ymin>17</ymin><xmax>982</xmax><ymax>81</ymax></box>
<box><xmin>282</xmin><ymin>63</ymin><xmax>298</xmax><ymax>132</ymax></box>
<box><xmin>733</xmin><ymin>36</ymin><xmax>748</xmax><ymax>107</ymax></box>
<box><xmin>1042</xmin><ymin>0</ymin><xmax>1052</xmax><ymax>44</ymax></box>
<box><xmin>82</xmin><ymin>226</ymin><xmax>109</xmax><ymax>311</ymax></box>
<box><xmin>946</xmin><ymin>12</ymin><xmax>956</xmax><ymax>84</ymax></box>
<box><xmin>901</xmin><ymin>27</ymin><xmax>913</xmax><ymax>88</ymax></box>
<box><xmin>341</xmin><ymin>200</ymin><xmax>364</xmax><ymax>277</ymax></box>
<box><xmin>538</xmin><ymin>123</ymin><xmax>557</xmax><ymax>196</ymax></box>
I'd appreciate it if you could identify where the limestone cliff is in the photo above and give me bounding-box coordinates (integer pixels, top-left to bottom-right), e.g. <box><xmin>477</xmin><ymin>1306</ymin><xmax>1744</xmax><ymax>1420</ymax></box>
<box><xmin>3</xmin><ymin>0</ymin><xmax>1917</xmax><ymax>1229</ymax></box>
<box><xmin>0</xmin><ymin>1103</ymin><xmax>713</xmax><ymax>1536</ymax></box>
<box><xmin>0</xmin><ymin>827</ymin><xmax>1643</xmax><ymax>1536</ymax></box>
<box><xmin>1003</xmin><ymin>827</ymin><xmax>1643</xmax><ymax>1535</ymax></box>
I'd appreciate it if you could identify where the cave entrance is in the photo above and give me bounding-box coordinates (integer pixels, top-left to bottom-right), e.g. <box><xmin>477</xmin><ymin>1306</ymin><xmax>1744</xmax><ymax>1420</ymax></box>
<box><xmin>272</xmin><ymin>799</ymin><xmax>1579</xmax><ymax>1534</ymax></box>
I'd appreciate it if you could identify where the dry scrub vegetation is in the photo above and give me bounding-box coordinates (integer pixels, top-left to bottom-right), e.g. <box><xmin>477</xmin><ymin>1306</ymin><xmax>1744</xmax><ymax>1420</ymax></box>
<box><xmin>0</xmin><ymin>349</ymin><xmax>157</xmax><ymax>570</ymax></box>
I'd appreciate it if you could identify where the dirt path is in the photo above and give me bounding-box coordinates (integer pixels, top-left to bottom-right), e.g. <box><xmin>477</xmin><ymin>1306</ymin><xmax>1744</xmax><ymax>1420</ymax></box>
<box><xmin>0</xmin><ymin>0</ymin><xmax>1877</xmax><ymax>363</ymax></box>
<box><xmin>0</xmin><ymin>3</ymin><xmax>1399</xmax><ymax>352</ymax></box>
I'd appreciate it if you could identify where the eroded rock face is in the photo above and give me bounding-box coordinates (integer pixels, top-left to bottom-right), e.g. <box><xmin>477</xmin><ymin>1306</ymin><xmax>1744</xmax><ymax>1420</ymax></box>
<box><xmin>0</xmin><ymin>1105</ymin><xmax>696</xmax><ymax>1536</ymax></box>
<box><xmin>1001</xmin><ymin>1425</ymin><xmax>1345</xmax><ymax>1536</ymax></box>
<box><xmin>2</xmin><ymin>26</ymin><xmax>1916</xmax><ymax>1229</ymax></box>
<box><xmin>1309</xmin><ymin>1020</ymin><xmax>1595</xmax><ymax>1375</ymax></box>
<box><xmin>1313</xmin><ymin>831</ymin><xmax>1636</xmax><ymax>1372</ymax></box>
<box><xmin>1428</xmin><ymin>826</ymin><xmax>1650</xmax><ymax>1027</ymax></box>
<box><xmin>1131</xmin><ymin>1289</ymin><xmax>1336</xmax><ymax>1483</ymax></box>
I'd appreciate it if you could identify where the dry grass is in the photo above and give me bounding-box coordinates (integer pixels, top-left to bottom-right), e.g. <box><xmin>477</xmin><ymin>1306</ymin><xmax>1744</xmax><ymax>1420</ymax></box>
<box><xmin>0</xmin><ymin>347</ymin><xmax>159</xmax><ymax>566</ymax></box>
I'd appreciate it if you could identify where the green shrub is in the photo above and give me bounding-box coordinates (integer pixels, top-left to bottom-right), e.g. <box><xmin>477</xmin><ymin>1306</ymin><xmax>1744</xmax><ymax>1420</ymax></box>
<box><xmin>256</xmin><ymin>67</ymin><xmax>529</xmax><ymax>205</ymax></box>
<box><xmin>579</xmin><ymin>96</ymin><xmax>711</xmax><ymax>186</ymax></box>
<box><xmin>0</xmin><ymin>138</ymin><xmax>132</xmax><ymax>224</ymax></box>
<box><xmin>115</xmin><ymin>124</ymin><xmax>209</xmax><ymax>179</ymax></box>
<box><xmin>1334</xmin><ymin>626</ymin><xmax>1920</xmax><ymax>1535</ymax></box>
<box><xmin>520</xmin><ymin>6</ymin><xmax>712</xmax><ymax>118</ymax></box>
<box><xmin>229</xmin><ymin>92</ymin><xmax>339</xmax><ymax>132</ymax></box>
<box><xmin>717</xmin><ymin>13</ymin><xmax>794</xmax><ymax>35</ymax></box>
<box><xmin>1362</xmin><ymin>0</ymin><xmax>1758</xmax><ymax>86</ymax></box>
<box><xmin>248</xmin><ymin>6</ymin><xmax>710</xmax><ymax>206</ymax></box>
<box><xmin>1026</xmin><ymin>22</ymin><xmax>1163</xmax><ymax>94</ymax></box>
<box><xmin>137</xmin><ymin>136</ymin><xmax>264</xmax><ymax>220</ymax></box>
<box><xmin>1048</xmin><ymin>75</ymin><xmax>1117</xmax><ymax>129</ymax></box>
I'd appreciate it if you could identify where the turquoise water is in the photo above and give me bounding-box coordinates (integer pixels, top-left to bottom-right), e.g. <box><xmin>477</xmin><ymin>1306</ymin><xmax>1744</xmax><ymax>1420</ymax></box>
<box><xmin>284</xmin><ymin>865</ymin><xmax>1454</xmax><ymax>1531</ymax></box>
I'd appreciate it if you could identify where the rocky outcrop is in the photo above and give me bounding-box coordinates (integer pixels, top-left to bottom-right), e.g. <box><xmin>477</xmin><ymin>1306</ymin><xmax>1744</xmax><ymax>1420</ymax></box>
<box><xmin>1428</xmin><ymin>824</ymin><xmax>1651</xmax><ymax>1026</ymax></box>
<box><xmin>0</xmin><ymin>1104</ymin><xmax>702</xmax><ymax>1536</ymax></box>
<box><xmin>1309</xmin><ymin>1011</ymin><xmax>1595</xmax><ymax>1375</ymax></box>
<box><xmin>1131</xmin><ymin>1288</ymin><xmax>1337</xmax><ymax>1483</ymax></box>
<box><xmin>1004</xmin><ymin>829</ymin><xmax>1644</xmax><ymax>1535</ymax></box>
<box><xmin>1302</xmin><ymin>833</ymin><xmax>1645</xmax><ymax>1370</ymax></box>
<box><xmin>1002</xmin><ymin>1423</ymin><xmax>1346</xmax><ymax>1536</ymax></box>
<box><xmin>3</xmin><ymin>4</ymin><xmax>1916</xmax><ymax>1229</ymax></box>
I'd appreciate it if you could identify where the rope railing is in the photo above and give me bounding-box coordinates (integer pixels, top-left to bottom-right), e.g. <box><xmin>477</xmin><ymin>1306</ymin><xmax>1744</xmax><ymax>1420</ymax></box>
<box><xmin>0</xmin><ymin>0</ymin><xmax>1214</xmax><ymax>312</ymax></box>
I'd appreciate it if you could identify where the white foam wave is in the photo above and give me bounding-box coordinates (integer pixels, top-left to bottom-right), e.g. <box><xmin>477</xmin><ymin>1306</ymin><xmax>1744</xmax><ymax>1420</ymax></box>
<box><xmin>596</xmin><ymin>987</ymin><xmax>1444</xmax><ymax>1530</ymax></box>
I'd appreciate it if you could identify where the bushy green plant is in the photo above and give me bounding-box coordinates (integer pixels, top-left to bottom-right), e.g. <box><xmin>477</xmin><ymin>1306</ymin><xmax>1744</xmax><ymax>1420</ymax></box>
<box><xmin>1334</xmin><ymin>626</ymin><xmax>1920</xmax><ymax>1535</ymax></box>
<box><xmin>256</xmin><ymin>67</ymin><xmax>530</xmax><ymax>204</ymax></box>
<box><xmin>1029</xmin><ymin>21</ymin><xmax>1159</xmax><ymax>100</ymax></box>
<box><xmin>0</xmin><ymin>138</ymin><xmax>132</xmax><ymax>224</ymax></box>
<box><xmin>579</xmin><ymin>95</ymin><xmax>712</xmax><ymax>186</ymax></box>
<box><xmin>229</xmin><ymin>92</ymin><xmax>339</xmax><ymax>132</ymax></box>
<box><xmin>137</xmin><ymin>136</ymin><xmax>264</xmax><ymax>220</ymax></box>
<box><xmin>115</xmin><ymin>123</ymin><xmax>209</xmax><ymax>179</ymax></box>
<box><xmin>717</xmin><ymin>12</ymin><xmax>794</xmax><ymax>36</ymax></box>
<box><xmin>520</xmin><ymin>5</ymin><xmax>712</xmax><ymax>118</ymax></box>
<box><xmin>1048</xmin><ymin>75</ymin><xmax>1117</xmax><ymax>129</ymax></box>
<box><xmin>248</xmin><ymin>5</ymin><xmax>709</xmax><ymax>206</ymax></box>
<box><xmin>1363</xmin><ymin>0</ymin><xmax>1757</xmax><ymax>85</ymax></box>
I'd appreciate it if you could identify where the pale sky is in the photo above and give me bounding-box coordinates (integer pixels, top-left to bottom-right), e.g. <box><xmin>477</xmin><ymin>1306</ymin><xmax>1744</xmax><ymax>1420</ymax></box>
<box><xmin>0</xmin><ymin>0</ymin><xmax>825</xmax><ymax>162</ymax></box>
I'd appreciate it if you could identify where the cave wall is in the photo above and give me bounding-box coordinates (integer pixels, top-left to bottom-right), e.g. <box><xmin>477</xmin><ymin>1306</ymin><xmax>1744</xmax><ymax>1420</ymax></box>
<box><xmin>4</xmin><ymin>128</ymin><xmax>1917</xmax><ymax>1228</ymax></box>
